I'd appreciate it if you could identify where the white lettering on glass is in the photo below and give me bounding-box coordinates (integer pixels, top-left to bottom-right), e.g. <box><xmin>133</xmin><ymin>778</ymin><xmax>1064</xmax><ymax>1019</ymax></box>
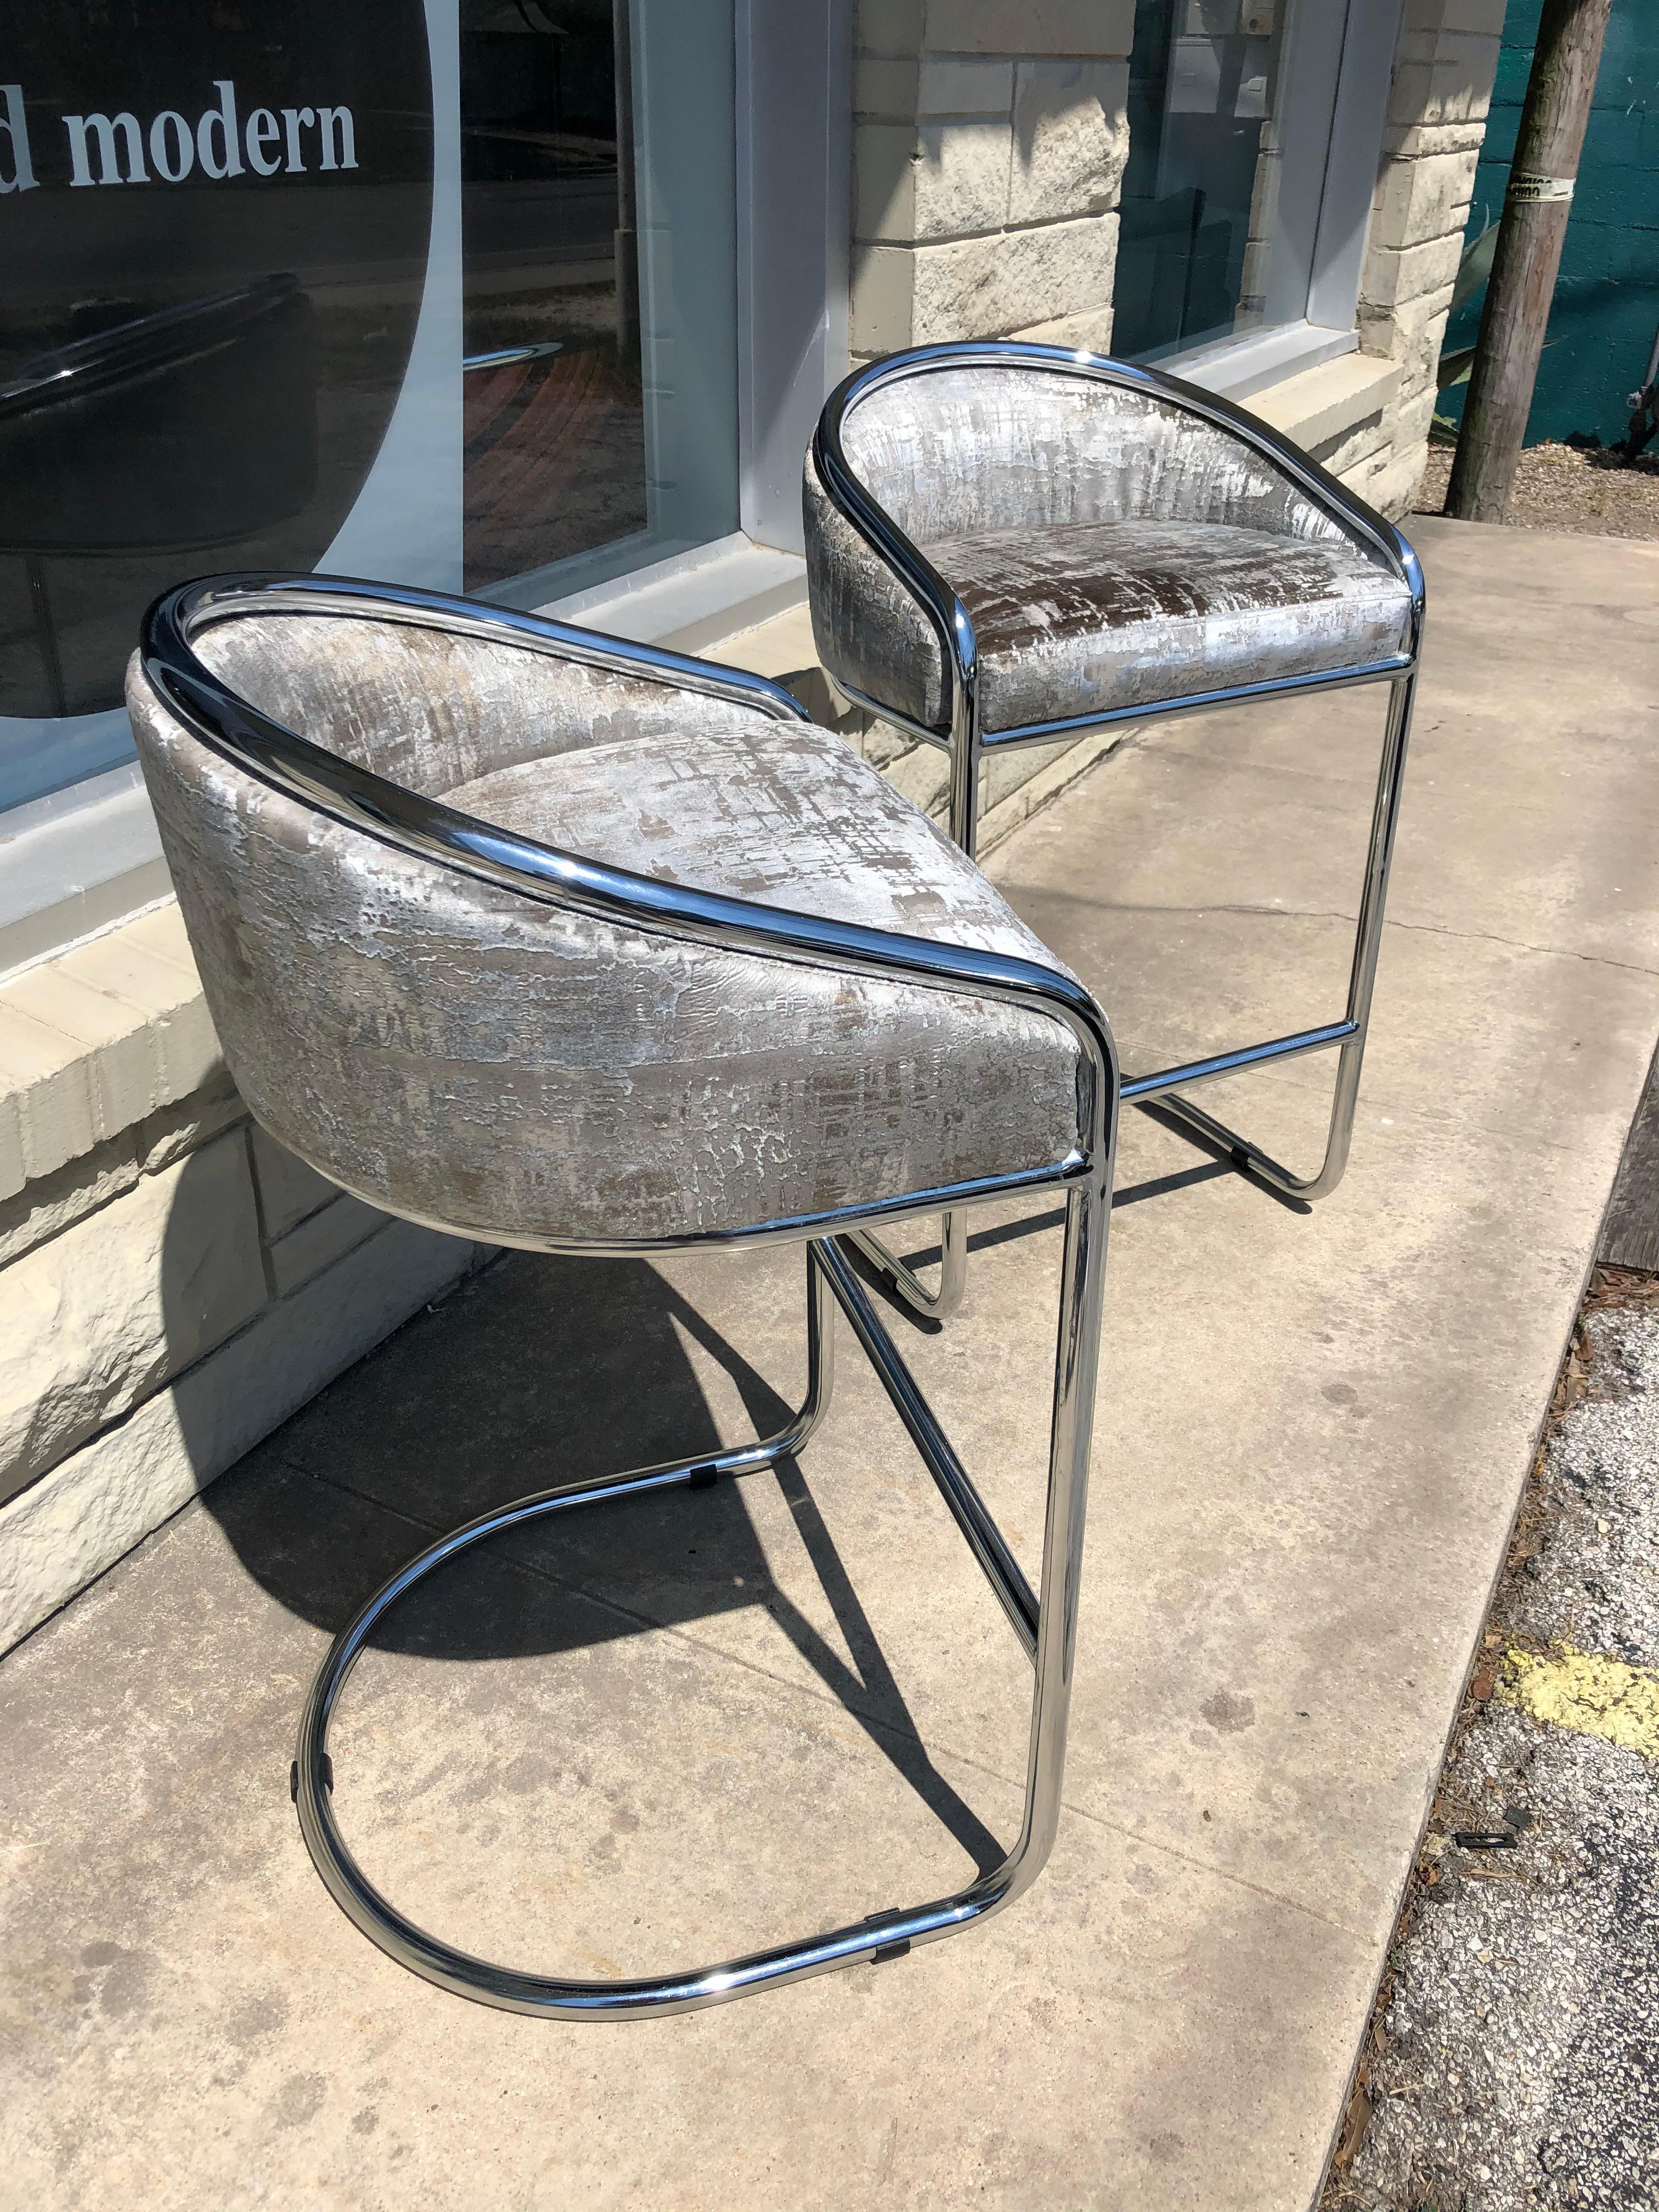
<box><xmin>148</xmin><ymin>110</ymin><xmax>194</xmax><ymax>182</ymax></box>
<box><xmin>1</xmin><ymin>82</ymin><xmax>38</xmax><ymax>193</ymax></box>
<box><xmin>282</xmin><ymin>105</ymin><xmax>314</xmax><ymax>173</ymax></box>
<box><xmin>0</xmin><ymin>83</ymin><xmax>361</xmax><ymax>192</ymax></box>
<box><xmin>245</xmin><ymin>106</ymin><xmax>282</xmax><ymax>177</ymax></box>
<box><xmin>316</xmin><ymin>105</ymin><xmax>356</xmax><ymax>172</ymax></box>
<box><xmin>64</xmin><ymin>111</ymin><xmax>149</xmax><ymax>186</ymax></box>
<box><xmin>195</xmin><ymin>80</ymin><xmax>244</xmax><ymax>179</ymax></box>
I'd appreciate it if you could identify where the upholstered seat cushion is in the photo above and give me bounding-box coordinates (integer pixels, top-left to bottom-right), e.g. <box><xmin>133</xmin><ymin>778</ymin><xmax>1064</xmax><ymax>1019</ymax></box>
<box><xmin>443</xmin><ymin>713</ymin><xmax>1066</xmax><ymax>962</ymax></box>
<box><xmin>924</xmin><ymin>517</ymin><xmax>1414</xmax><ymax>735</ymax></box>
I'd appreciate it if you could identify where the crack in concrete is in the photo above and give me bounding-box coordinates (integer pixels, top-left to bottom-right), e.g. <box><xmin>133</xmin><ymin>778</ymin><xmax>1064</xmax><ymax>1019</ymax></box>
<box><xmin>1000</xmin><ymin>883</ymin><xmax>1659</xmax><ymax>979</ymax></box>
<box><xmin>1383</xmin><ymin>912</ymin><xmax>1659</xmax><ymax>978</ymax></box>
<box><xmin>1057</xmin><ymin>1793</ymin><xmax>1369</xmax><ymax>1943</ymax></box>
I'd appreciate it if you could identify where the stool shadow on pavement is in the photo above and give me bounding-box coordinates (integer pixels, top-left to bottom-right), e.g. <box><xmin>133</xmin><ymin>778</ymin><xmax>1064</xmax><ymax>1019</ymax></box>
<box><xmin>192</xmin><ymin>1244</ymin><xmax>1007</xmax><ymax>1875</ymax></box>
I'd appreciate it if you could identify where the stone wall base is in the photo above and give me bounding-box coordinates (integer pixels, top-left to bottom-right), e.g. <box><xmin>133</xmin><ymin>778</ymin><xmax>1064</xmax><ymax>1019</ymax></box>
<box><xmin>0</xmin><ymin>981</ymin><xmax>490</xmax><ymax>1658</ymax></box>
<box><xmin>1</xmin><ymin>1211</ymin><xmax>482</xmax><ymax>1654</ymax></box>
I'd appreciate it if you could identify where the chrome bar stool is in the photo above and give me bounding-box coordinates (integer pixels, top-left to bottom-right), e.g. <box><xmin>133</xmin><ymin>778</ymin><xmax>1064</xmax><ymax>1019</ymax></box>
<box><xmin>805</xmin><ymin>341</ymin><xmax>1423</xmax><ymax>1318</ymax></box>
<box><xmin>128</xmin><ymin>572</ymin><xmax>1119</xmax><ymax>2020</ymax></box>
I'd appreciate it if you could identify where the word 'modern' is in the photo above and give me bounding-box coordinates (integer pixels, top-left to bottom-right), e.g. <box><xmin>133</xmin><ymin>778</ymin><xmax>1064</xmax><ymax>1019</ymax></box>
<box><xmin>0</xmin><ymin>81</ymin><xmax>358</xmax><ymax>192</ymax></box>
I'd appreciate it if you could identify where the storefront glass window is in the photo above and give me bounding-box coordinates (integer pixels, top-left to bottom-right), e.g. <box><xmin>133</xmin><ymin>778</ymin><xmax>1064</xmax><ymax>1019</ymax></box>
<box><xmin>462</xmin><ymin>0</ymin><xmax>738</xmax><ymax>606</ymax></box>
<box><xmin>0</xmin><ymin>0</ymin><xmax>737</xmax><ymax>816</ymax></box>
<box><xmin>1116</xmin><ymin>0</ymin><xmax>1340</xmax><ymax>363</ymax></box>
<box><xmin>1</xmin><ymin>4</ymin><xmax>435</xmax><ymax>809</ymax></box>
<box><xmin>461</xmin><ymin>0</ymin><xmax>644</xmax><ymax>592</ymax></box>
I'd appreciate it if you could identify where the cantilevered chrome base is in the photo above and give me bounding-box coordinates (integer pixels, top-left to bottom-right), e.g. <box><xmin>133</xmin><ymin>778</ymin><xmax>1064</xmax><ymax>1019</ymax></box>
<box><xmin>1118</xmin><ymin>662</ymin><xmax>1418</xmax><ymax>1200</ymax></box>
<box><xmin>293</xmin><ymin>1183</ymin><xmax>1107</xmax><ymax>2019</ymax></box>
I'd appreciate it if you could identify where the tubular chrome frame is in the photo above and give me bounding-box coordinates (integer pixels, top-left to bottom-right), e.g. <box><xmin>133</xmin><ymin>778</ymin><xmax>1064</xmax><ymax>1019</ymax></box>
<box><xmin>140</xmin><ymin>572</ymin><xmax>1120</xmax><ymax>2019</ymax></box>
<box><xmin>812</xmin><ymin>340</ymin><xmax>1424</xmax><ymax>1314</ymax></box>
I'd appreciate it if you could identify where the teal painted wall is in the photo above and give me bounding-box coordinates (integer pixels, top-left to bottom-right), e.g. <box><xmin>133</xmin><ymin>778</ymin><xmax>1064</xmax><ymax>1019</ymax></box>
<box><xmin>1442</xmin><ymin>0</ymin><xmax>1658</xmax><ymax>448</ymax></box>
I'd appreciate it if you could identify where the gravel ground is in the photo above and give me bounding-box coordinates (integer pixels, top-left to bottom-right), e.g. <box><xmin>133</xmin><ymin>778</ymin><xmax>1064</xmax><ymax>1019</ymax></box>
<box><xmin>1324</xmin><ymin>1277</ymin><xmax>1659</xmax><ymax>2211</ymax></box>
<box><xmin>1415</xmin><ymin>444</ymin><xmax>1659</xmax><ymax>540</ymax></box>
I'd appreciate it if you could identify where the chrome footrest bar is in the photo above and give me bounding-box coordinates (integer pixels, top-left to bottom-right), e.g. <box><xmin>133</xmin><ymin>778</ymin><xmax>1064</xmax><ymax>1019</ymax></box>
<box><xmin>1147</xmin><ymin>664</ymin><xmax>1419</xmax><ymax>1203</ymax></box>
<box><xmin>819</xmin><ymin>1233</ymin><xmax>1039</xmax><ymax>1658</ymax></box>
<box><xmin>844</xmin><ymin>1205</ymin><xmax>968</xmax><ymax>1321</ymax></box>
<box><xmin>1121</xmin><ymin>1019</ymin><xmax>1357</xmax><ymax>1104</ymax></box>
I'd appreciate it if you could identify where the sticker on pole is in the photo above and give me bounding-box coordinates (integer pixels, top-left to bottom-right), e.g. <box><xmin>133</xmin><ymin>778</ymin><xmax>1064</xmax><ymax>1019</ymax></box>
<box><xmin>1506</xmin><ymin>171</ymin><xmax>1576</xmax><ymax>204</ymax></box>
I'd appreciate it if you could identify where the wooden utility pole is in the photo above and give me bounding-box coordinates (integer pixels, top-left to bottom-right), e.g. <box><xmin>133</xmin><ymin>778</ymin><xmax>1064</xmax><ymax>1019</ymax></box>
<box><xmin>1446</xmin><ymin>0</ymin><xmax>1612</xmax><ymax>522</ymax></box>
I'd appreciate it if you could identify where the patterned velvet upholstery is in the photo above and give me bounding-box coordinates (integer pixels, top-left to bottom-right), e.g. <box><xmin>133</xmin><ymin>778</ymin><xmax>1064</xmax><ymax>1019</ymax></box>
<box><xmin>804</xmin><ymin>360</ymin><xmax>1414</xmax><ymax>733</ymax></box>
<box><xmin>127</xmin><ymin>612</ymin><xmax>1082</xmax><ymax>1250</ymax></box>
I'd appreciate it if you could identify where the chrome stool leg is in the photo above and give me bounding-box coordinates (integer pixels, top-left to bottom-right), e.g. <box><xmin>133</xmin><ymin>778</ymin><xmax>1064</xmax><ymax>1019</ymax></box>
<box><xmin>915</xmin><ymin>668</ymin><xmax>1417</xmax><ymax>1248</ymax></box>
<box><xmin>293</xmin><ymin>1184</ymin><xmax>1109</xmax><ymax>2018</ymax></box>
<box><xmin>856</xmin><ymin>665</ymin><xmax>1415</xmax><ymax>1335</ymax></box>
<box><xmin>1139</xmin><ymin>668</ymin><xmax>1418</xmax><ymax>1200</ymax></box>
<box><xmin>845</xmin><ymin>1207</ymin><xmax>968</xmax><ymax>1321</ymax></box>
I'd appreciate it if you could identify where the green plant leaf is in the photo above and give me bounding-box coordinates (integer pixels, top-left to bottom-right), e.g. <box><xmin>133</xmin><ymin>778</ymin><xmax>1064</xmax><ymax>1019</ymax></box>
<box><xmin>1452</xmin><ymin>220</ymin><xmax>1499</xmax><ymax>313</ymax></box>
<box><xmin>1437</xmin><ymin>344</ymin><xmax>1476</xmax><ymax>392</ymax></box>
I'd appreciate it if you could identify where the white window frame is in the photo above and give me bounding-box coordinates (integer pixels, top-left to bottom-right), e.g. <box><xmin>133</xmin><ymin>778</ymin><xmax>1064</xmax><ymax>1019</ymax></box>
<box><xmin>1160</xmin><ymin>0</ymin><xmax>1403</xmax><ymax>402</ymax></box>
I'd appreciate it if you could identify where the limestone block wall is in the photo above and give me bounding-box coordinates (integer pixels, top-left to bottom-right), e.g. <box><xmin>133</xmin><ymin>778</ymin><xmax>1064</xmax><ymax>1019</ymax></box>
<box><xmin>850</xmin><ymin>0</ymin><xmax>1133</xmax><ymax>363</ymax></box>
<box><xmin>840</xmin><ymin>0</ymin><xmax>1136</xmax><ymax>827</ymax></box>
<box><xmin>1355</xmin><ymin>0</ymin><xmax>1506</xmax><ymax>518</ymax></box>
<box><xmin>0</xmin><ymin>902</ymin><xmax>486</xmax><ymax>1652</ymax></box>
<box><xmin>845</xmin><ymin>0</ymin><xmax>1505</xmax><ymax>546</ymax></box>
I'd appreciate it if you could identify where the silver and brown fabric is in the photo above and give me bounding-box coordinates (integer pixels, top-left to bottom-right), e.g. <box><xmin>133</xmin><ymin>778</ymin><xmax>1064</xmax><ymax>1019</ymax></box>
<box><xmin>804</xmin><ymin>356</ymin><xmax>1415</xmax><ymax>736</ymax></box>
<box><xmin>126</xmin><ymin>606</ymin><xmax>1082</xmax><ymax>1251</ymax></box>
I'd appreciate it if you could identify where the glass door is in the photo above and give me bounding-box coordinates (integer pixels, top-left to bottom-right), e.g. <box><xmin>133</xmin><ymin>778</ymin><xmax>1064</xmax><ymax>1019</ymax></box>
<box><xmin>1115</xmin><ymin>0</ymin><xmax>1347</xmax><ymax>364</ymax></box>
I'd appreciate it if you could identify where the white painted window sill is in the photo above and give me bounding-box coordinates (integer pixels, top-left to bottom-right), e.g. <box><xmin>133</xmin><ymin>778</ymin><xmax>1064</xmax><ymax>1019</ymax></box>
<box><xmin>540</xmin><ymin>530</ymin><xmax>806</xmax><ymax>653</ymax></box>
<box><xmin>1164</xmin><ymin>319</ymin><xmax>1360</xmax><ymax>404</ymax></box>
<box><xmin>0</xmin><ymin>766</ymin><xmax>174</xmax><ymax>983</ymax></box>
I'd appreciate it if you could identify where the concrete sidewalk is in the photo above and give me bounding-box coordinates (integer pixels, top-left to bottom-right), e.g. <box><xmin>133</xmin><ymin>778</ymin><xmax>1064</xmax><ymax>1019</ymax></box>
<box><xmin>3</xmin><ymin>518</ymin><xmax>1657</xmax><ymax>2210</ymax></box>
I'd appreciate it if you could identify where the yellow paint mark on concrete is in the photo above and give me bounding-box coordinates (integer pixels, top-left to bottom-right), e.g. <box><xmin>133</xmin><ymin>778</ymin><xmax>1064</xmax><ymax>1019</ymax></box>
<box><xmin>1499</xmin><ymin>1641</ymin><xmax>1659</xmax><ymax>1762</ymax></box>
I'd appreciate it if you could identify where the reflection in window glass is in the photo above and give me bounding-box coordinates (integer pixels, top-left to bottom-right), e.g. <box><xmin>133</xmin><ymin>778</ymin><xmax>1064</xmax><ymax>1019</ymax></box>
<box><xmin>1116</xmin><ymin>0</ymin><xmax>1321</xmax><ymax>363</ymax></box>
<box><xmin>461</xmin><ymin>0</ymin><xmax>738</xmax><ymax>605</ymax></box>
<box><xmin>460</xmin><ymin>0</ymin><xmax>644</xmax><ymax>591</ymax></box>
<box><xmin>0</xmin><ymin>3</ymin><xmax>433</xmax><ymax>807</ymax></box>
<box><xmin>1</xmin><ymin>0</ymin><xmax>740</xmax><ymax>813</ymax></box>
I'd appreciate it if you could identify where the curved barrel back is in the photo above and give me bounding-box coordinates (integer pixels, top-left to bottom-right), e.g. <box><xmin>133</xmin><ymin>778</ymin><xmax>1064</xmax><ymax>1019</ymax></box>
<box><xmin>827</xmin><ymin>360</ymin><xmax>1350</xmax><ymax>549</ymax></box>
<box><xmin>128</xmin><ymin>586</ymin><xmax>1084</xmax><ymax>1251</ymax></box>
<box><xmin>127</xmin><ymin>602</ymin><xmax>823</xmax><ymax>1249</ymax></box>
